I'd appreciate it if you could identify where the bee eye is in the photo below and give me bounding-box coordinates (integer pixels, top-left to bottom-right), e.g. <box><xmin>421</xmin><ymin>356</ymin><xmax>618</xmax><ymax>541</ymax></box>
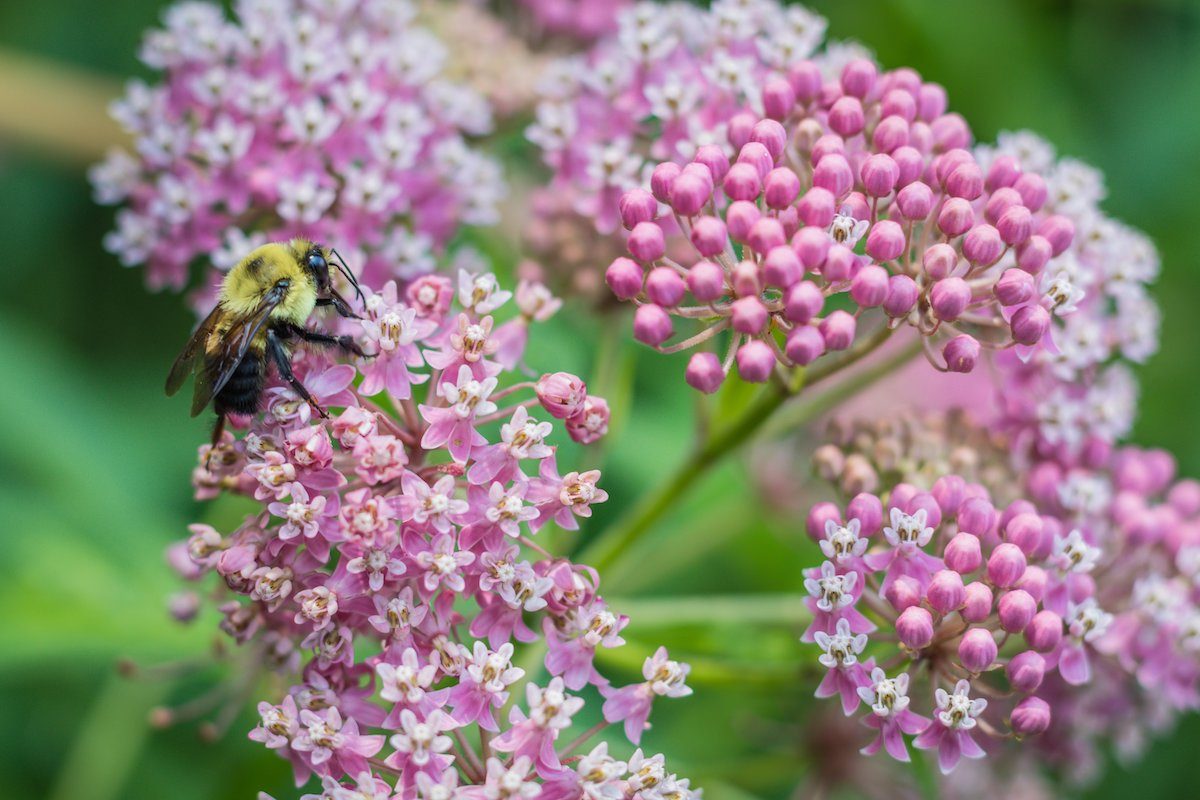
<box><xmin>307</xmin><ymin>252</ymin><xmax>328</xmax><ymax>272</ymax></box>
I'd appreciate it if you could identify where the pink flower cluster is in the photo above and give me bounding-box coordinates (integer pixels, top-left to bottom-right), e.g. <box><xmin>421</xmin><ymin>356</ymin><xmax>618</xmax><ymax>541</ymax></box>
<box><xmin>527</xmin><ymin>0</ymin><xmax>833</xmax><ymax>234</ymax></box>
<box><xmin>169</xmin><ymin>269</ymin><xmax>700</xmax><ymax>798</ymax></box>
<box><xmin>90</xmin><ymin>0</ymin><xmax>504</xmax><ymax>295</ymax></box>
<box><xmin>603</xmin><ymin>54</ymin><xmax>1088</xmax><ymax>392</ymax></box>
<box><xmin>803</xmin><ymin>431</ymin><xmax>1200</xmax><ymax>777</ymax></box>
<box><xmin>976</xmin><ymin>131</ymin><xmax>1160</xmax><ymax>461</ymax></box>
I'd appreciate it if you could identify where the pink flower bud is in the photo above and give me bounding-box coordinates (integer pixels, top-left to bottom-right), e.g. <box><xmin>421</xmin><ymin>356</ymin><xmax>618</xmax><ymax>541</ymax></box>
<box><xmin>944</xmin><ymin>532</ymin><xmax>983</xmax><ymax>574</ymax></box>
<box><xmin>886</xmin><ymin>575</ymin><xmax>923</xmax><ymax>612</ymax></box>
<box><xmin>850</xmin><ymin>264</ymin><xmax>889</xmax><ymax>307</ymax></box>
<box><xmin>750</xmin><ymin>119</ymin><xmax>787</xmax><ymax>161</ymax></box>
<box><xmin>685</xmin><ymin>352</ymin><xmax>725</xmax><ymax>394</ymax></box>
<box><xmin>840</xmin><ymin>58</ymin><xmax>877</xmax><ymax>98</ymax></box>
<box><xmin>793</xmin><ymin>226</ymin><xmax>830</xmax><ymax>269</ymax></box>
<box><xmin>727</xmin><ymin>112</ymin><xmax>756</xmax><ymax>150</ymax></box>
<box><xmin>686</xmin><ymin>260</ymin><xmax>724</xmax><ymax>302</ymax></box>
<box><xmin>806</xmin><ymin>501</ymin><xmax>840</xmax><ymax>541</ymax></box>
<box><xmin>918</xmin><ymin>83</ymin><xmax>948</xmax><ymax>120</ymax></box>
<box><xmin>639</xmin><ymin>269</ymin><xmax>686</xmax><ymax>314</ymax></box>
<box><xmin>1170</xmin><ymin>479</ymin><xmax>1200</xmax><ymax>516</ymax></box>
<box><xmin>763</xmin><ymin>167</ymin><xmax>801</xmax><ymax>209</ymax></box>
<box><xmin>819</xmin><ymin>310</ymin><xmax>856</xmax><ymax>351</ymax></box>
<box><xmin>736</xmin><ymin>340</ymin><xmax>775</xmax><ymax>383</ymax></box>
<box><xmin>927</xmin><ymin>569</ymin><xmax>966</xmax><ymax>614</ymax></box>
<box><xmin>994</xmin><ymin>268</ymin><xmax>1035</xmax><ymax>306</ymax></box>
<box><xmin>872</xmin><ymin>115</ymin><xmax>909</xmax><ymax>153</ymax></box>
<box><xmin>811</xmin><ymin>134</ymin><xmax>845</xmax><ymax>165</ymax></box>
<box><xmin>986</xmin><ymin>155</ymin><xmax>1022</xmax><ymax>191</ymax></box>
<box><xmin>865</xmin><ymin>220</ymin><xmax>905</xmax><ymax>262</ymax></box>
<box><xmin>822</xmin><ymin>245</ymin><xmax>856</xmax><ymax>282</ymax></box>
<box><xmin>1004</xmin><ymin>513</ymin><xmax>1045</xmax><ymax>555</ymax></box>
<box><xmin>997</xmin><ymin>205</ymin><xmax>1033</xmax><ymax>246</ymax></box>
<box><xmin>1006</xmin><ymin>651</ymin><xmax>1046</xmax><ymax>693</ymax></box>
<box><xmin>998</xmin><ymin>589</ymin><xmax>1037</xmax><ymax>634</ymax></box>
<box><xmin>535</xmin><ymin>372</ymin><xmax>587</xmax><ymax>419</ymax></box>
<box><xmin>988</xmin><ymin>543</ymin><xmax>1027</xmax><ymax>588</ymax></box>
<box><xmin>1016</xmin><ymin>569</ymin><xmax>1048</xmax><ymax>605</ymax></box>
<box><xmin>937</xmin><ymin>197</ymin><xmax>975</xmax><ymax>236</ymax></box>
<box><xmin>958</xmin><ymin>627</ymin><xmax>998</xmax><ymax>672</ymax></box>
<box><xmin>848</xmin><ymin>492</ymin><xmax>884</xmax><ymax>535</ymax></box>
<box><xmin>922</xmin><ymin>243</ymin><xmax>958</xmax><ymax>281</ymax></box>
<box><xmin>881</xmin><ymin>89</ymin><xmax>917</xmax><ymax>121</ymax></box>
<box><xmin>731</xmin><ymin>260</ymin><xmax>761</xmax><ymax>297</ymax></box>
<box><xmin>633</xmin><ymin>304</ymin><xmax>672</xmax><ymax>346</ymax></box>
<box><xmin>945</xmin><ymin>162</ymin><xmax>984</xmax><ymax>200</ymax></box>
<box><xmin>628</xmin><ymin>222</ymin><xmax>665</xmax><ymax>262</ymax></box>
<box><xmin>931</xmin><ymin>113</ymin><xmax>970</xmax><ymax>150</ymax></box>
<box><xmin>958</xmin><ymin>496</ymin><xmax>996</xmax><ymax>537</ymax></box>
<box><xmin>797</xmin><ymin>187</ymin><xmax>836</xmax><ymax>227</ymax></box>
<box><xmin>723</xmin><ymin>162</ymin><xmax>762</xmax><ymax>202</ymax></box>
<box><xmin>693</xmin><ymin>144</ymin><xmax>729</xmax><ymax>184</ymax></box>
<box><xmin>619</xmin><ymin>189</ymin><xmax>657</xmax><ymax>230</ymax></box>
<box><xmin>931</xmin><ymin>278</ymin><xmax>972</xmax><ymax>321</ymax></box>
<box><xmin>813</xmin><ymin>154</ymin><xmax>853</xmax><ymax>198</ymax></box>
<box><xmin>763</xmin><ymin>246</ymin><xmax>801</xmax><ymax>288</ymax></box>
<box><xmin>731</xmin><ymin>296</ymin><xmax>768</xmax><ymax>334</ymax></box>
<box><xmin>785</xmin><ymin>326</ymin><xmax>825</xmax><ymax>365</ymax></box>
<box><xmin>828</xmin><ymin>96</ymin><xmax>865</xmax><ymax>137</ymax></box>
<box><xmin>784</xmin><ymin>281</ymin><xmax>824</xmax><ymax>324</ymax></box>
<box><xmin>1017</xmin><ymin>235</ymin><xmax>1052</xmax><ymax>273</ymax></box>
<box><xmin>606</xmin><ymin>257</ymin><xmax>644</xmax><ymax>300</ymax></box>
<box><xmin>650</xmin><ymin>162</ymin><xmax>680</xmax><ymax>202</ymax></box>
<box><xmin>689</xmin><ymin>215</ymin><xmax>727</xmax><ymax>257</ymax></box>
<box><xmin>1010</xmin><ymin>696</ymin><xmax>1051</xmax><ymax>736</ymax></box>
<box><xmin>984</xmin><ymin>187</ymin><xmax>1022</xmax><ymax>223</ymax></box>
<box><xmin>962</xmin><ymin>224</ymin><xmax>1004</xmax><ymax>266</ymax></box>
<box><xmin>726</xmin><ymin>201</ymin><xmax>761</xmax><ymax>242</ymax></box>
<box><xmin>895</xmin><ymin>181</ymin><xmax>934</xmax><ymax>220</ymax></box>
<box><xmin>747</xmin><ymin>217</ymin><xmax>786</xmax><ymax>255</ymax></box>
<box><xmin>1010</xmin><ymin>304</ymin><xmax>1050</xmax><ymax>346</ymax></box>
<box><xmin>883</xmin><ymin>274</ymin><xmax>919</xmax><ymax>317</ymax></box>
<box><xmin>947</xmin><ymin>340</ymin><xmax>982</xmax><ymax>376</ymax></box>
<box><xmin>565</xmin><ymin>396</ymin><xmax>610</xmax><ymax>444</ymax></box>
<box><xmin>962</xmin><ymin>582</ymin><xmax>994</xmax><ymax>622</ymax></box>
<box><xmin>1013</xmin><ymin>172</ymin><xmax>1047</xmax><ymax>211</ymax></box>
<box><xmin>896</xmin><ymin>606</ymin><xmax>934</xmax><ymax>650</ymax></box>
<box><xmin>1038</xmin><ymin>214</ymin><xmax>1076</xmax><ymax>256</ymax></box>
<box><xmin>737</xmin><ymin>141</ymin><xmax>774</xmax><ymax>179</ymax></box>
<box><xmin>860</xmin><ymin>154</ymin><xmax>899</xmax><ymax>198</ymax></box>
<box><xmin>787</xmin><ymin>61</ymin><xmax>822</xmax><ymax>101</ymax></box>
<box><xmin>935</xmin><ymin>149</ymin><xmax>972</xmax><ymax>185</ymax></box>
<box><xmin>670</xmin><ymin>171</ymin><xmax>711</xmax><ymax>217</ymax></box>
<box><xmin>892</xmin><ymin>146</ymin><xmax>923</xmax><ymax>186</ymax></box>
<box><xmin>933</xmin><ymin>475</ymin><xmax>966</xmax><ymax>517</ymax></box>
<box><xmin>761</xmin><ymin>76</ymin><xmax>796</xmax><ymax>121</ymax></box>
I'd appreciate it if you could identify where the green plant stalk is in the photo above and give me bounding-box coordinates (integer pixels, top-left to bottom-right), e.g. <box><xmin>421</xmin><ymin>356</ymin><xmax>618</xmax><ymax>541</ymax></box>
<box><xmin>577</xmin><ymin>325</ymin><xmax>916</xmax><ymax>573</ymax></box>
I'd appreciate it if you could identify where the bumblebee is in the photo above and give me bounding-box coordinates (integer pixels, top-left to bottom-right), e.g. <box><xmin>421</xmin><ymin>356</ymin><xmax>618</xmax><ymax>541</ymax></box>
<box><xmin>166</xmin><ymin>239</ymin><xmax>367</xmax><ymax>445</ymax></box>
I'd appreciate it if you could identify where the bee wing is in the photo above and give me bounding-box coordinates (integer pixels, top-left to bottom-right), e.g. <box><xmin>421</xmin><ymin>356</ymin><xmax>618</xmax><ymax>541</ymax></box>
<box><xmin>190</xmin><ymin>282</ymin><xmax>289</xmax><ymax>417</ymax></box>
<box><xmin>165</xmin><ymin>304</ymin><xmax>224</xmax><ymax>398</ymax></box>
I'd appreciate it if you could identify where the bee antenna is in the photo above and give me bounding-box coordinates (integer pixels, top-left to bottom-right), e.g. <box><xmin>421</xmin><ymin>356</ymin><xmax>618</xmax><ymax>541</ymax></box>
<box><xmin>330</xmin><ymin>248</ymin><xmax>366</xmax><ymax>305</ymax></box>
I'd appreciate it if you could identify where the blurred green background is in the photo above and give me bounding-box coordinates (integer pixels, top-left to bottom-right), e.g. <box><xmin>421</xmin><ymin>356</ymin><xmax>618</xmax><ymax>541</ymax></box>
<box><xmin>2</xmin><ymin>1</ymin><xmax>1199</xmax><ymax>798</ymax></box>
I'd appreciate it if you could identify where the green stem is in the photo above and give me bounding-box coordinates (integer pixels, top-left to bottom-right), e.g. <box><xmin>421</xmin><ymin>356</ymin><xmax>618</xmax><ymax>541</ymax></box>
<box><xmin>577</xmin><ymin>325</ymin><xmax>909</xmax><ymax>574</ymax></box>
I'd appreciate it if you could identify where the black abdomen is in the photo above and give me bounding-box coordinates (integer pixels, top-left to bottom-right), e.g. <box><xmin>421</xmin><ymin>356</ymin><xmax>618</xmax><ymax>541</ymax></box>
<box><xmin>215</xmin><ymin>352</ymin><xmax>265</xmax><ymax>415</ymax></box>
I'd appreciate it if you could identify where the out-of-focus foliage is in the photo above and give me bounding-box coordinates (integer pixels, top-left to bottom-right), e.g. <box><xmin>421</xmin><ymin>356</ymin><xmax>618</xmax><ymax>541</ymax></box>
<box><xmin>0</xmin><ymin>1</ymin><xmax>1198</xmax><ymax>798</ymax></box>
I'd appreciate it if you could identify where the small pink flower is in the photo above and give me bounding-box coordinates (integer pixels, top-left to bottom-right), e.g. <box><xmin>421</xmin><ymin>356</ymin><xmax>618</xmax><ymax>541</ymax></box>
<box><xmin>912</xmin><ymin>679</ymin><xmax>988</xmax><ymax>774</ymax></box>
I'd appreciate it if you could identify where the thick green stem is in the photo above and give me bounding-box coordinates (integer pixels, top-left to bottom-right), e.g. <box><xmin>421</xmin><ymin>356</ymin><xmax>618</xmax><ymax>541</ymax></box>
<box><xmin>577</xmin><ymin>326</ymin><xmax>913</xmax><ymax>573</ymax></box>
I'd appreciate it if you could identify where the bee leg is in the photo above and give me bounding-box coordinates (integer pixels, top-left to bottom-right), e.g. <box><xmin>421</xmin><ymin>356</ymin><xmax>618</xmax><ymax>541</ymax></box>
<box><xmin>206</xmin><ymin>414</ymin><xmax>227</xmax><ymax>470</ymax></box>
<box><xmin>266</xmin><ymin>329</ymin><xmax>329</xmax><ymax>419</ymax></box>
<box><xmin>286</xmin><ymin>323</ymin><xmax>371</xmax><ymax>358</ymax></box>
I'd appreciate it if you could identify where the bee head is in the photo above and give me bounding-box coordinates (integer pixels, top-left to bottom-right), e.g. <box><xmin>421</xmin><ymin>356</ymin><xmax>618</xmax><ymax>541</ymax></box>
<box><xmin>305</xmin><ymin>243</ymin><xmax>366</xmax><ymax>318</ymax></box>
